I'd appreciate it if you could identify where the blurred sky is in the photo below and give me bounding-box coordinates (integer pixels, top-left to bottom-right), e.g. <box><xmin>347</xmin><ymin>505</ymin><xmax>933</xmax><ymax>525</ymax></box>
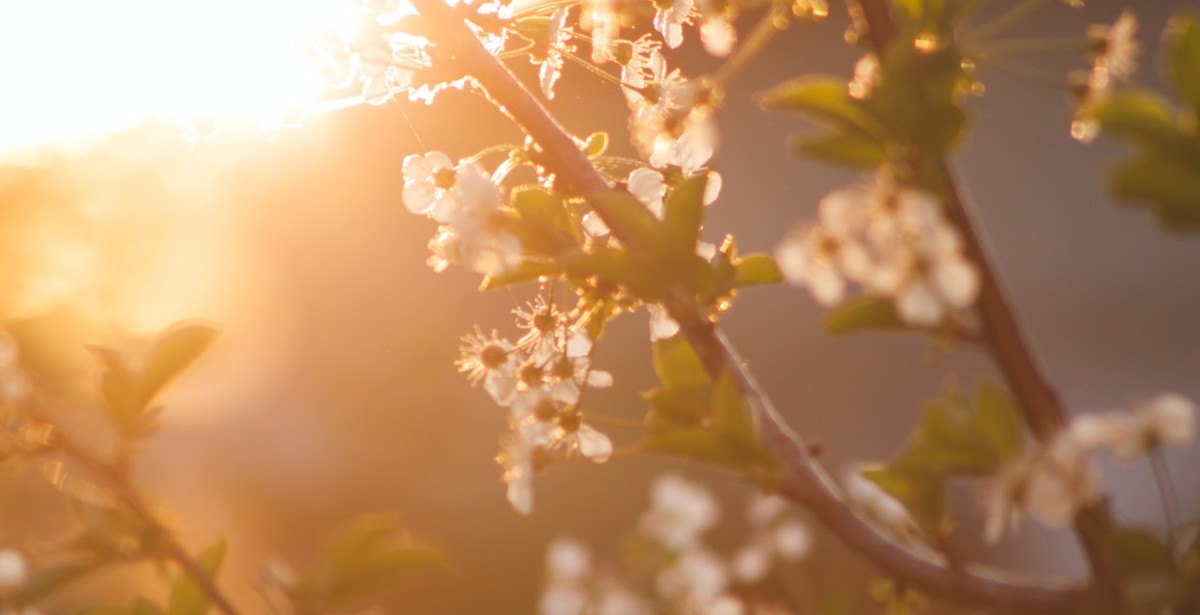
<box><xmin>1</xmin><ymin>0</ymin><xmax>1198</xmax><ymax>612</ymax></box>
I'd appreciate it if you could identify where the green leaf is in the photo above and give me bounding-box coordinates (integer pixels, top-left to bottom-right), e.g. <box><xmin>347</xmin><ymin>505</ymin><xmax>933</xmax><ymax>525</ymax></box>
<box><xmin>1101</xmin><ymin>527</ymin><xmax>1190</xmax><ymax>614</ymax></box>
<box><xmin>480</xmin><ymin>261</ymin><xmax>562</xmax><ymax>290</ymax></box>
<box><xmin>138</xmin><ymin>323</ymin><xmax>218</xmax><ymax>411</ymax></box>
<box><xmin>643</xmin><ymin>387</ymin><xmax>709</xmax><ymax>427</ymax></box>
<box><xmin>864</xmin><ymin>43</ymin><xmax>969</xmax><ymax>155</ymax></box>
<box><xmin>651</xmin><ymin>336</ymin><xmax>710</xmax><ymax>389</ymax></box>
<box><xmin>299</xmin><ymin>515</ymin><xmax>447</xmax><ymax>610</ymax></box>
<box><xmin>823</xmin><ymin>297</ymin><xmax>904</xmax><ymax>335</ymax></box>
<box><xmin>584</xmin><ymin>189</ymin><xmax>667</xmax><ymax>255</ymax></box>
<box><xmin>662</xmin><ymin>174</ymin><xmax>707</xmax><ymax>261</ymax></box>
<box><xmin>583</xmin><ymin>131</ymin><xmax>609</xmax><ymax>158</ymax></box>
<box><xmin>1086</xmin><ymin>90</ymin><xmax>1182</xmax><ymax>148</ymax></box>
<box><xmin>17</xmin><ymin>557</ymin><xmax>109</xmax><ymax>603</ymax></box>
<box><xmin>790</xmin><ymin>132</ymin><xmax>889</xmax><ymax>168</ymax></box>
<box><xmin>168</xmin><ymin>540</ymin><xmax>227</xmax><ymax>615</ymax></box>
<box><xmin>1110</xmin><ymin>150</ymin><xmax>1200</xmax><ymax>231</ymax></box>
<box><xmin>973</xmin><ymin>381</ymin><xmax>1025</xmax><ymax>461</ymax></box>
<box><xmin>509</xmin><ymin>186</ymin><xmax>580</xmax><ymax>255</ymax></box>
<box><xmin>759</xmin><ymin>77</ymin><xmax>887</xmax><ymax>138</ymax></box>
<box><xmin>732</xmin><ymin>254</ymin><xmax>783</xmax><ymax>288</ymax></box>
<box><xmin>711</xmin><ymin>371</ymin><xmax>762</xmax><ymax>453</ymax></box>
<box><xmin>88</xmin><ymin>346</ymin><xmax>140</xmax><ymax>430</ymax></box>
<box><xmin>1167</xmin><ymin>14</ymin><xmax>1200</xmax><ymax>113</ymax></box>
<box><xmin>561</xmin><ymin>247</ymin><xmax>663</xmax><ymax>297</ymax></box>
<box><xmin>862</xmin><ymin>466</ymin><xmax>946</xmax><ymax>533</ymax></box>
<box><xmin>132</xmin><ymin>600</ymin><xmax>168</xmax><ymax>615</ymax></box>
<box><xmin>645</xmin><ymin>427</ymin><xmax>749</xmax><ymax>468</ymax></box>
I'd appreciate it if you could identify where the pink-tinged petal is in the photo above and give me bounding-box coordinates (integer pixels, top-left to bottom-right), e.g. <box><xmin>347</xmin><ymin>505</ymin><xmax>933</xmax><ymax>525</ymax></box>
<box><xmin>431</xmin><ymin>191</ymin><xmax>460</xmax><ymax>223</ymax></box>
<box><xmin>402</xmin><ymin>181</ymin><xmax>436</xmax><ymax>215</ymax></box>
<box><xmin>648</xmin><ymin>305</ymin><xmax>680</xmax><ymax>341</ymax></box>
<box><xmin>808</xmin><ymin>266</ymin><xmax>845</xmax><ymax>307</ymax></box>
<box><xmin>933</xmin><ymin>256</ymin><xmax>980</xmax><ymax>308</ymax></box>
<box><xmin>361</xmin><ymin>75</ymin><xmax>393</xmax><ymax>106</ymax></box>
<box><xmin>426</xmin><ymin>150</ymin><xmax>454</xmax><ymax>171</ymax></box>
<box><xmin>627</xmin><ymin>167</ymin><xmax>666</xmax><ymax>209</ymax></box>
<box><xmin>731</xmin><ymin>545</ymin><xmax>770</xmax><ymax>583</ymax></box>
<box><xmin>585</xmin><ymin>369</ymin><xmax>613</xmax><ymax>388</ymax></box>
<box><xmin>896</xmin><ymin>281</ymin><xmax>942</xmax><ymax>326</ymax></box>
<box><xmin>507</xmin><ymin>477</ymin><xmax>534</xmax><ymax>515</ymax></box>
<box><xmin>702</xmin><ymin>171</ymin><xmax>722</xmax><ymax>205</ymax></box>
<box><xmin>582</xmin><ymin>211</ymin><xmax>610</xmax><ymax>237</ymax></box>
<box><xmin>701</xmin><ymin>18</ymin><xmax>736</xmax><ymax>56</ymax></box>
<box><xmin>577</xmin><ymin>426</ymin><xmax>613</xmax><ymax>462</ymax></box>
<box><xmin>403</xmin><ymin>153</ymin><xmax>435</xmax><ymax>182</ymax></box>
<box><xmin>775</xmin><ymin>236</ymin><xmax>811</xmax><ymax>284</ymax></box>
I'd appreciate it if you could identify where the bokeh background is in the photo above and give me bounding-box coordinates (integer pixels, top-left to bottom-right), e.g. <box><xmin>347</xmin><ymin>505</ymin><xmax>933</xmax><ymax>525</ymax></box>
<box><xmin>1</xmin><ymin>0</ymin><xmax>1198</xmax><ymax>611</ymax></box>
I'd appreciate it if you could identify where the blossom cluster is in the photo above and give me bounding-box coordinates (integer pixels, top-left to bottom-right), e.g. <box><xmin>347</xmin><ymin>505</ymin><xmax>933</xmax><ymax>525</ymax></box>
<box><xmin>984</xmin><ymin>393</ymin><xmax>1196</xmax><ymax>543</ymax></box>
<box><xmin>456</xmin><ymin>296</ymin><xmax>616</xmax><ymax>515</ymax></box>
<box><xmin>1071</xmin><ymin>10</ymin><xmax>1139</xmax><ymax>141</ymax></box>
<box><xmin>540</xmin><ymin>475</ymin><xmax>812</xmax><ymax>615</ymax></box>
<box><xmin>775</xmin><ymin>174</ymin><xmax>981</xmax><ymax>328</ymax></box>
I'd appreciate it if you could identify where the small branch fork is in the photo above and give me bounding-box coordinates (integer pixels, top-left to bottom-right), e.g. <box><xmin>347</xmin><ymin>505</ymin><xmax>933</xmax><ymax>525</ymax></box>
<box><xmin>26</xmin><ymin>402</ymin><xmax>243</xmax><ymax>615</ymax></box>
<box><xmin>409</xmin><ymin>0</ymin><xmax>1105</xmax><ymax>611</ymax></box>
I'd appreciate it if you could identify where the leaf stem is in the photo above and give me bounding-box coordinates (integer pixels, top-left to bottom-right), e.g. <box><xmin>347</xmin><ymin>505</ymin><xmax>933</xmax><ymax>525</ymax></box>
<box><xmin>1149</xmin><ymin>448</ymin><xmax>1181</xmax><ymax>549</ymax></box>
<box><xmin>969</xmin><ymin>0</ymin><xmax>1051</xmax><ymax>42</ymax></box>
<box><xmin>712</xmin><ymin>2</ymin><xmax>791</xmax><ymax>93</ymax></box>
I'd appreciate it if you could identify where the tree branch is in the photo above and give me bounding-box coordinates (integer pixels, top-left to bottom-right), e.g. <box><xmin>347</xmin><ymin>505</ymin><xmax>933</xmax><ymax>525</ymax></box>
<box><xmin>846</xmin><ymin>0</ymin><xmax>1123</xmax><ymax>598</ymax></box>
<box><xmin>408</xmin><ymin>1</ymin><xmax>1096</xmax><ymax>610</ymax></box>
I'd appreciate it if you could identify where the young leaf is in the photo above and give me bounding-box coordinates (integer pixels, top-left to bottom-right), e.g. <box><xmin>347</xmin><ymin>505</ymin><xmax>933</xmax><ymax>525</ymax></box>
<box><xmin>1167</xmin><ymin>14</ymin><xmax>1200</xmax><ymax>113</ymax></box>
<box><xmin>760</xmin><ymin>77</ymin><xmax>887</xmax><ymax>138</ymax></box>
<box><xmin>167</xmin><ymin>540</ymin><xmax>227</xmax><ymax>615</ymax></box>
<box><xmin>138</xmin><ymin>323</ymin><xmax>219</xmax><ymax>411</ymax></box>
<box><xmin>862</xmin><ymin>466</ymin><xmax>946</xmax><ymax>534</ymax></box>
<box><xmin>973</xmin><ymin>381</ymin><xmax>1025</xmax><ymax>462</ymax></box>
<box><xmin>711</xmin><ymin>371</ymin><xmax>763</xmax><ymax>454</ymax></box>
<box><xmin>662</xmin><ymin>174</ymin><xmax>707</xmax><ymax>261</ymax></box>
<box><xmin>584</xmin><ymin>189</ymin><xmax>668</xmax><ymax>256</ymax></box>
<box><xmin>1110</xmin><ymin>151</ymin><xmax>1200</xmax><ymax>231</ymax></box>
<box><xmin>1085</xmin><ymin>90</ymin><xmax>1181</xmax><ymax>149</ymax></box>
<box><xmin>790</xmin><ymin>132</ymin><xmax>889</xmax><ymax>169</ymax></box>
<box><xmin>651</xmin><ymin>336</ymin><xmax>710</xmax><ymax>389</ymax></box>
<box><xmin>732</xmin><ymin>254</ymin><xmax>783</xmax><ymax>288</ymax></box>
<box><xmin>823</xmin><ymin>297</ymin><xmax>904</xmax><ymax>335</ymax></box>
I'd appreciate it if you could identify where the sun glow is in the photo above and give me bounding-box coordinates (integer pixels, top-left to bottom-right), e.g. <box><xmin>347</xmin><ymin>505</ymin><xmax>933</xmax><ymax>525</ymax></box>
<box><xmin>0</xmin><ymin>0</ymin><xmax>358</xmax><ymax>151</ymax></box>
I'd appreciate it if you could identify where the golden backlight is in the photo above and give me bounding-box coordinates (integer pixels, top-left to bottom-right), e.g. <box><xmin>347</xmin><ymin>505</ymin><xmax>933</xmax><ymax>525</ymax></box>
<box><xmin>0</xmin><ymin>0</ymin><xmax>358</xmax><ymax>151</ymax></box>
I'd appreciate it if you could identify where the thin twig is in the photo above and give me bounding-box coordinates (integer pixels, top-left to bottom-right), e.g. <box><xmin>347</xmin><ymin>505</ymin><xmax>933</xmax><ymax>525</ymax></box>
<box><xmin>847</xmin><ymin>0</ymin><xmax>1123</xmax><ymax>602</ymax></box>
<box><xmin>712</xmin><ymin>2</ymin><xmax>790</xmax><ymax>92</ymax></box>
<box><xmin>26</xmin><ymin>402</ymin><xmax>243</xmax><ymax>615</ymax></box>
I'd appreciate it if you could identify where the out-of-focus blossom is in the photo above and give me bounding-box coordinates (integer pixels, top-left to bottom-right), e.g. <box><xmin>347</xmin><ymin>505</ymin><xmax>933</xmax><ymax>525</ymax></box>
<box><xmin>640</xmin><ymin>474</ymin><xmax>720</xmax><ymax>550</ymax></box>
<box><xmin>731</xmin><ymin>495</ymin><xmax>812</xmax><ymax>583</ymax></box>
<box><xmin>653</xmin><ymin>0</ymin><xmax>695</xmax><ymax>49</ymax></box>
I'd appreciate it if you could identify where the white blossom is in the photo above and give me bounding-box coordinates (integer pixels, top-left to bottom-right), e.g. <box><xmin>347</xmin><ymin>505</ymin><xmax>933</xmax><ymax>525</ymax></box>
<box><xmin>982</xmin><ymin>432</ymin><xmax>1102</xmax><ymax>542</ymax></box>
<box><xmin>539</xmin><ymin>9</ymin><xmax>573</xmax><ymax>99</ymax></box>
<box><xmin>1087</xmin><ymin>9</ymin><xmax>1139</xmax><ymax>92</ymax></box>
<box><xmin>640</xmin><ymin>474</ymin><xmax>720</xmax><ymax>550</ymax></box>
<box><xmin>498</xmin><ymin>418</ymin><xmax>551</xmax><ymax>515</ymax></box>
<box><xmin>732</xmin><ymin>494</ymin><xmax>812</xmax><ymax>584</ymax></box>
<box><xmin>653</xmin><ymin>0</ymin><xmax>695</xmax><ymax>49</ymax></box>
<box><xmin>457</xmin><ymin>327</ymin><xmax>519</xmax><ymax>406</ymax></box>
<box><xmin>0</xmin><ymin>549</ymin><xmax>27</xmax><ymax>591</ymax></box>
<box><xmin>656</xmin><ymin>548</ymin><xmax>729</xmax><ymax>609</ymax></box>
